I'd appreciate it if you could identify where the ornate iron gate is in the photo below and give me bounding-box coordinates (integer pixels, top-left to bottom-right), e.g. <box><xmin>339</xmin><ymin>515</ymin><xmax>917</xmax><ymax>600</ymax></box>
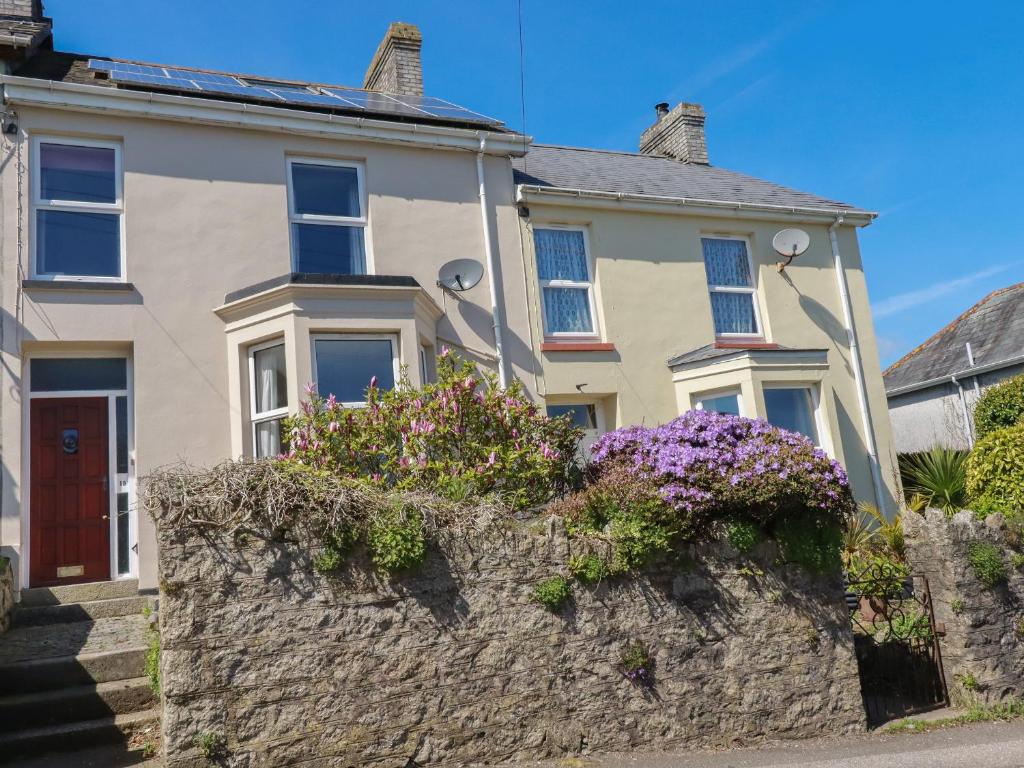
<box><xmin>847</xmin><ymin>565</ymin><xmax>948</xmax><ymax>725</ymax></box>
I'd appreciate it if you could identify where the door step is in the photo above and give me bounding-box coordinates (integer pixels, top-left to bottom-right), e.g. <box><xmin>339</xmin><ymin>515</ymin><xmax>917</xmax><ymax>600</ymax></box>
<box><xmin>12</xmin><ymin>595</ymin><xmax>150</xmax><ymax>627</ymax></box>
<box><xmin>0</xmin><ymin>708</ymin><xmax>160</xmax><ymax>762</ymax></box>
<box><xmin>0</xmin><ymin>676</ymin><xmax>155</xmax><ymax>733</ymax></box>
<box><xmin>20</xmin><ymin>579</ymin><xmax>140</xmax><ymax>607</ymax></box>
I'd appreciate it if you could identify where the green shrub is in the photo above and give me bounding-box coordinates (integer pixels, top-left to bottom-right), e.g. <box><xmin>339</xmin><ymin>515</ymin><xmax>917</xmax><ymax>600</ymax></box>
<box><xmin>726</xmin><ymin>520</ymin><xmax>759</xmax><ymax>554</ymax></box>
<box><xmin>966</xmin><ymin>424</ymin><xmax>1024</xmax><ymax>519</ymax></box>
<box><xmin>1012</xmin><ymin>553</ymin><xmax>1024</xmax><ymax>570</ymax></box>
<box><xmin>312</xmin><ymin>527</ymin><xmax>360</xmax><ymax>574</ymax></box>
<box><xmin>899</xmin><ymin>448</ymin><xmax>969</xmax><ymax>515</ymax></box>
<box><xmin>959</xmin><ymin>671</ymin><xmax>981</xmax><ymax>692</ymax></box>
<box><xmin>620</xmin><ymin>641</ymin><xmax>654</xmax><ymax>686</ymax></box>
<box><xmin>974</xmin><ymin>374</ymin><xmax>1024</xmax><ymax>439</ymax></box>
<box><xmin>532</xmin><ymin>575</ymin><xmax>572</xmax><ymax>610</ymax></box>
<box><xmin>951</xmin><ymin>597</ymin><xmax>966</xmax><ymax>615</ymax></box>
<box><xmin>284</xmin><ymin>352</ymin><xmax>581</xmax><ymax>510</ymax></box>
<box><xmin>367</xmin><ymin>506</ymin><xmax>426</xmax><ymax>574</ymax></box>
<box><xmin>144</xmin><ymin>630</ymin><xmax>160</xmax><ymax>696</ymax></box>
<box><xmin>193</xmin><ymin>732</ymin><xmax>227</xmax><ymax>760</ymax></box>
<box><xmin>967</xmin><ymin>541</ymin><xmax>1007</xmax><ymax>588</ymax></box>
<box><xmin>847</xmin><ymin>552</ymin><xmax>911</xmax><ymax>596</ymax></box>
<box><xmin>568</xmin><ymin>554</ymin><xmax>609</xmax><ymax>584</ymax></box>
<box><xmin>773</xmin><ymin>515</ymin><xmax>843</xmax><ymax>574</ymax></box>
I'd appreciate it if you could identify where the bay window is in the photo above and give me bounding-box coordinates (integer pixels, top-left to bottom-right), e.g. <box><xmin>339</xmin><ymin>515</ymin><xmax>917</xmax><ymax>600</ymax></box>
<box><xmin>701</xmin><ymin>236</ymin><xmax>759</xmax><ymax>337</ymax></box>
<box><xmin>33</xmin><ymin>138</ymin><xmax>123</xmax><ymax>280</ymax></box>
<box><xmin>288</xmin><ymin>159</ymin><xmax>367</xmax><ymax>274</ymax></box>
<box><xmin>249</xmin><ymin>341</ymin><xmax>289</xmax><ymax>458</ymax></box>
<box><xmin>533</xmin><ymin>227</ymin><xmax>597</xmax><ymax>337</ymax></box>
<box><xmin>312</xmin><ymin>334</ymin><xmax>398</xmax><ymax>407</ymax></box>
<box><xmin>763</xmin><ymin>386</ymin><xmax>819</xmax><ymax>443</ymax></box>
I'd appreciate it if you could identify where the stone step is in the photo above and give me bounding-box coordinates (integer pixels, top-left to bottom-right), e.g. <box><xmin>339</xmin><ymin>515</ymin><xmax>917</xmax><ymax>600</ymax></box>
<box><xmin>20</xmin><ymin>579</ymin><xmax>140</xmax><ymax>607</ymax></box>
<box><xmin>8</xmin><ymin>743</ymin><xmax>161</xmax><ymax>768</ymax></box>
<box><xmin>12</xmin><ymin>596</ymin><xmax>150</xmax><ymax>627</ymax></box>
<box><xmin>0</xmin><ymin>708</ymin><xmax>161</xmax><ymax>763</ymax></box>
<box><xmin>0</xmin><ymin>676</ymin><xmax>155</xmax><ymax>733</ymax></box>
<box><xmin>0</xmin><ymin>647</ymin><xmax>147</xmax><ymax>694</ymax></box>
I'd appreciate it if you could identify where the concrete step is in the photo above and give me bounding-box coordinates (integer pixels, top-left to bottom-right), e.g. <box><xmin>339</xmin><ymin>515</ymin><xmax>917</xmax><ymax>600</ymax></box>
<box><xmin>20</xmin><ymin>579</ymin><xmax>140</xmax><ymax>607</ymax></box>
<box><xmin>0</xmin><ymin>676</ymin><xmax>155</xmax><ymax>733</ymax></box>
<box><xmin>0</xmin><ymin>708</ymin><xmax>161</xmax><ymax>763</ymax></box>
<box><xmin>12</xmin><ymin>596</ymin><xmax>150</xmax><ymax>627</ymax></box>
<box><xmin>0</xmin><ymin>647</ymin><xmax>147</xmax><ymax>694</ymax></box>
<box><xmin>8</xmin><ymin>743</ymin><xmax>161</xmax><ymax>768</ymax></box>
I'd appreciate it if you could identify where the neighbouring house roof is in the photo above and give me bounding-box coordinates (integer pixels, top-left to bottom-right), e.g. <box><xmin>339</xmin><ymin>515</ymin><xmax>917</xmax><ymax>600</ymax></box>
<box><xmin>512</xmin><ymin>144</ymin><xmax>872</xmax><ymax>215</ymax></box>
<box><xmin>666</xmin><ymin>343</ymin><xmax>827</xmax><ymax>368</ymax></box>
<box><xmin>10</xmin><ymin>50</ymin><xmax>508</xmax><ymax>132</ymax></box>
<box><xmin>884</xmin><ymin>282</ymin><xmax>1024</xmax><ymax>394</ymax></box>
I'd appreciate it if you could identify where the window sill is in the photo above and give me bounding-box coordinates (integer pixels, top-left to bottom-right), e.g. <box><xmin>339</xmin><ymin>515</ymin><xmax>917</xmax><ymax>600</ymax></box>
<box><xmin>541</xmin><ymin>341</ymin><xmax>616</xmax><ymax>353</ymax></box>
<box><xmin>714</xmin><ymin>339</ymin><xmax>773</xmax><ymax>349</ymax></box>
<box><xmin>23</xmin><ymin>279</ymin><xmax>135</xmax><ymax>292</ymax></box>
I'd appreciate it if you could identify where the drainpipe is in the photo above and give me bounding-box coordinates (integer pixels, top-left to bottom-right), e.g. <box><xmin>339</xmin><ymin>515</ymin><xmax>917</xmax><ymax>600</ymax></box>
<box><xmin>829</xmin><ymin>215</ymin><xmax>887</xmax><ymax>512</ymax></box>
<box><xmin>476</xmin><ymin>134</ymin><xmax>508</xmax><ymax>388</ymax></box>
<box><xmin>951</xmin><ymin>374</ymin><xmax>974</xmax><ymax>448</ymax></box>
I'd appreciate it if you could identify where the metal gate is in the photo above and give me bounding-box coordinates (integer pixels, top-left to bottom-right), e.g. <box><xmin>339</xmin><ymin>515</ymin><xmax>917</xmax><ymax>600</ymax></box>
<box><xmin>847</xmin><ymin>564</ymin><xmax>948</xmax><ymax>725</ymax></box>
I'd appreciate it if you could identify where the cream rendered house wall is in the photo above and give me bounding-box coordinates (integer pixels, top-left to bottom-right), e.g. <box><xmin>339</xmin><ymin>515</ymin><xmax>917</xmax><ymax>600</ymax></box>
<box><xmin>0</xmin><ymin>105</ymin><xmax>532</xmax><ymax>590</ymax></box>
<box><xmin>519</xmin><ymin>199</ymin><xmax>900</xmax><ymax>513</ymax></box>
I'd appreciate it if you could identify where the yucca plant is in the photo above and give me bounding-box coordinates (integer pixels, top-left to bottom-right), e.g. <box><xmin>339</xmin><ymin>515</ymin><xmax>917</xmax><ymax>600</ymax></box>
<box><xmin>899</xmin><ymin>448</ymin><xmax>970</xmax><ymax>516</ymax></box>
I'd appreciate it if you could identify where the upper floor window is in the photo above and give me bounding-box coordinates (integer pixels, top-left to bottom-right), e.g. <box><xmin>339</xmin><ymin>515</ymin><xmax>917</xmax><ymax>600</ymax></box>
<box><xmin>534</xmin><ymin>227</ymin><xmax>597</xmax><ymax>337</ymax></box>
<box><xmin>287</xmin><ymin>159</ymin><xmax>367</xmax><ymax>275</ymax></box>
<box><xmin>249</xmin><ymin>341</ymin><xmax>289</xmax><ymax>458</ymax></box>
<box><xmin>312</xmin><ymin>334</ymin><xmax>398</xmax><ymax>407</ymax></box>
<box><xmin>32</xmin><ymin>138</ymin><xmax>123</xmax><ymax>280</ymax></box>
<box><xmin>701</xmin><ymin>236</ymin><xmax>759</xmax><ymax>337</ymax></box>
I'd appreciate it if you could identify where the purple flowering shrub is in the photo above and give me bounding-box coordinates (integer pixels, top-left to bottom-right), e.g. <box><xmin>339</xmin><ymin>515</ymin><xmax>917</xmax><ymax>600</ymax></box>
<box><xmin>553</xmin><ymin>410</ymin><xmax>854</xmax><ymax>573</ymax></box>
<box><xmin>284</xmin><ymin>351</ymin><xmax>581</xmax><ymax>510</ymax></box>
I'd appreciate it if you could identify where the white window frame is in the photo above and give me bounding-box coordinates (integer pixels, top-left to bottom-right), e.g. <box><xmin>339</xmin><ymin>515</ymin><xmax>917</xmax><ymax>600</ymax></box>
<box><xmin>30</xmin><ymin>136</ymin><xmax>126</xmax><ymax>282</ymax></box>
<box><xmin>761</xmin><ymin>383</ymin><xmax>826</xmax><ymax>448</ymax></box>
<box><xmin>700</xmin><ymin>235</ymin><xmax>762</xmax><ymax>339</ymax></box>
<box><xmin>286</xmin><ymin>157</ymin><xmax>372</xmax><ymax>275</ymax></box>
<box><xmin>310</xmin><ymin>332</ymin><xmax>400</xmax><ymax>408</ymax></box>
<box><xmin>534</xmin><ymin>224</ymin><xmax>599</xmax><ymax>339</ymax></box>
<box><xmin>248</xmin><ymin>339</ymin><xmax>289</xmax><ymax>458</ymax></box>
<box><xmin>693</xmin><ymin>388</ymin><xmax>743</xmax><ymax>416</ymax></box>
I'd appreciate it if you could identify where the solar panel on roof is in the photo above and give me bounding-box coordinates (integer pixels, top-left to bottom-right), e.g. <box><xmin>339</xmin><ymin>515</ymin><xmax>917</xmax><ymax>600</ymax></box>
<box><xmin>86</xmin><ymin>59</ymin><xmax>503</xmax><ymax>127</ymax></box>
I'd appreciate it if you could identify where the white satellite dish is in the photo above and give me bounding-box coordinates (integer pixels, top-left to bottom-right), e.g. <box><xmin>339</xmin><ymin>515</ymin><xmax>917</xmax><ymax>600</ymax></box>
<box><xmin>437</xmin><ymin>258</ymin><xmax>484</xmax><ymax>292</ymax></box>
<box><xmin>772</xmin><ymin>228</ymin><xmax>810</xmax><ymax>271</ymax></box>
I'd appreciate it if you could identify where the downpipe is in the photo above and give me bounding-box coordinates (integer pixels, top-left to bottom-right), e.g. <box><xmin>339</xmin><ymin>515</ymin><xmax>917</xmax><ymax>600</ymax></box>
<box><xmin>476</xmin><ymin>134</ymin><xmax>508</xmax><ymax>388</ymax></box>
<box><xmin>829</xmin><ymin>215</ymin><xmax>887</xmax><ymax>513</ymax></box>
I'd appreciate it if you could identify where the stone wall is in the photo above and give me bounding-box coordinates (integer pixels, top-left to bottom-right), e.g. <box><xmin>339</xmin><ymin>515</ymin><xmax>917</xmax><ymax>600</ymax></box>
<box><xmin>0</xmin><ymin>556</ymin><xmax>13</xmax><ymax>635</ymax></box>
<box><xmin>156</xmin><ymin>522</ymin><xmax>865</xmax><ymax>768</ymax></box>
<box><xmin>904</xmin><ymin>510</ymin><xmax>1024</xmax><ymax>701</ymax></box>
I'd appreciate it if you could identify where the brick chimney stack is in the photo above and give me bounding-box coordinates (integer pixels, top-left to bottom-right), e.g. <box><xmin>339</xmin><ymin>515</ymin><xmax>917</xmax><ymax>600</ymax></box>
<box><xmin>363</xmin><ymin>22</ymin><xmax>423</xmax><ymax>97</ymax></box>
<box><xmin>639</xmin><ymin>102</ymin><xmax>709</xmax><ymax>165</ymax></box>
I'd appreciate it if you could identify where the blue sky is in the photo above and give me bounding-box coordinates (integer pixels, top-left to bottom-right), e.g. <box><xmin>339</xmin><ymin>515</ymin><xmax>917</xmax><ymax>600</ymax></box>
<box><xmin>46</xmin><ymin>0</ymin><xmax>1024</xmax><ymax>368</ymax></box>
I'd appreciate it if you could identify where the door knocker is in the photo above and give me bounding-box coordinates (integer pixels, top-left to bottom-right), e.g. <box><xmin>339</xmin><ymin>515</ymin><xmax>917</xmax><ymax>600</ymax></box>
<box><xmin>61</xmin><ymin>428</ymin><xmax>79</xmax><ymax>455</ymax></box>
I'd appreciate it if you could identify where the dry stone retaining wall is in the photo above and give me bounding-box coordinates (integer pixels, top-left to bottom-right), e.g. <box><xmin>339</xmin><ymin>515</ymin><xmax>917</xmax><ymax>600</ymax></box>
<box><xmin>156</xmin><ymin>520</ymin><xmax>864</xmax><ymax>767</ymax></box>
<box><xmin>904</xmin><ymin>509</ymin><xmax>1024</xmax><ymax>702</ymax></box>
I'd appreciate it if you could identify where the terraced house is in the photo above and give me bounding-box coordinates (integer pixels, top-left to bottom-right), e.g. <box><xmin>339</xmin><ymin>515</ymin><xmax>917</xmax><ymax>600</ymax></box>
<box><xmin>0</xmin><ymin>1</ymin><xmax>898</xmax><ymax>602</ymax></box>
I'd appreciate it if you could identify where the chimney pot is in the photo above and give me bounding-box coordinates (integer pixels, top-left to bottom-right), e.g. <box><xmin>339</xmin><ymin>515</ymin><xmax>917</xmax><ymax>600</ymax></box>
<box><xmin>363</xmin><ymin>21</ymin><xmax>424</xmax><ymax>97</ymax></box>
<box><xmin>639</xmin><ymin>102</ymin><xmax>709</xmax><ymax>165</ymax></box>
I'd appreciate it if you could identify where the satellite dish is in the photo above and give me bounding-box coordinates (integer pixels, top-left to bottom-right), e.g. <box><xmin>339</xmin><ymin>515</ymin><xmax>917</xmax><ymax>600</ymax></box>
<box><xmin>772</xmin><ymin>228</ymin><xmax>810</xmax><ymax>272</ymax></box>
<box><xmin>437</xmin><ymin>258</ymin><xmax>484</xmax><ymax>292</ymax></box>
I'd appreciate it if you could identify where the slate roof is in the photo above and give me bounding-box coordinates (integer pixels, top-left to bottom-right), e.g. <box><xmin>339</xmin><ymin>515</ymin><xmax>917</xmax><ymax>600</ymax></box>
<box><xmin>10</xmin><ymin>50</ymin><xmax>509</xmax><ymax>132</ymax></box>
<box><xmin>666</xmin><ymin>343</ymin><xmax>826</xmax><ymax>368</ymax></box>
<box><xmin>884</xmin><ymin>282</ymin><xmax>1024</xmax><ymax>393</ymax></box>
<box><xmin>513</xmin><ymin>144</ymin><xmax>871</xmax><ymax>214</ymax></box>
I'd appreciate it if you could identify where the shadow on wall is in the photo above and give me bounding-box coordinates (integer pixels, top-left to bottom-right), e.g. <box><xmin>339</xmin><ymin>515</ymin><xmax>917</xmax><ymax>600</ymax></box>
<box><xmin>833</xmin><ymin>392</ymin><xmax>898</xmax><ymax>515</ymax></box>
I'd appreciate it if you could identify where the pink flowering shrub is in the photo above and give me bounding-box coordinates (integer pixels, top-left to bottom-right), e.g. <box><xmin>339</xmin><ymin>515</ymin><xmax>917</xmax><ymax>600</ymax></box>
<box><xmin>552</xmin><ymin>410</ymin><xmax>855</xmax><ymax>573</ymax></box>
<box><xmin>284</xmin><ymin>351</ymin><xmax>581</xmax><ymax>510</ymax></box>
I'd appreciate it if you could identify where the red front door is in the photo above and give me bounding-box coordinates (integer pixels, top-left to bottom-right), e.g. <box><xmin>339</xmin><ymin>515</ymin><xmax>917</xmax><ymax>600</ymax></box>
<box><xmin>30</xmin><ymin>397</ymin><xmax>111</xmax><ymax>587</ymax></box>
